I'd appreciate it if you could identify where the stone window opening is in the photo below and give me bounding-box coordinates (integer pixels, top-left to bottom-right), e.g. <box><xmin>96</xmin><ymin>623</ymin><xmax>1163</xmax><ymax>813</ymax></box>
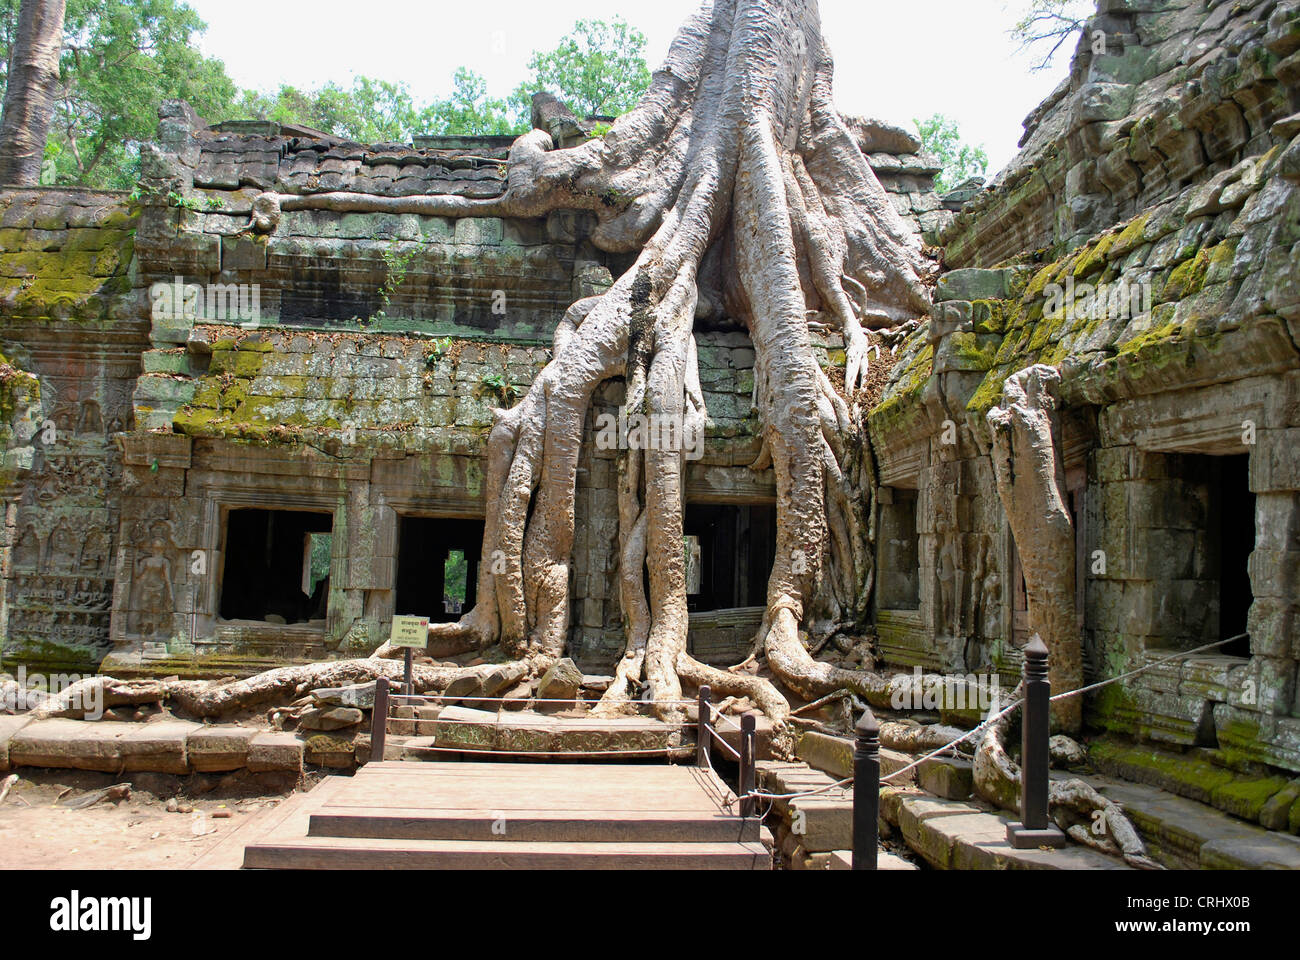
<box><xmin>1212</xmin><ymin>454</ymin><xmax>1254</xmax><ymax>658</ymax></box>
<box><xmin>219</xmin><ymin>508</ymin><xmax>333</xmax><ymax>625</ymax></box>
<box><xmin>683</xmin><ymin>503</ymin><xmax>776</xmax><ymax>612</ymax></box>
<box><xmin>394</xmin><ymin>515</ymin><xmax>484</xmax><ymax>622</ymax></box>
<box><xmin>877</xmin><ymin>487</ymin><xmax>920</xmax><ymax>611</ymax></box>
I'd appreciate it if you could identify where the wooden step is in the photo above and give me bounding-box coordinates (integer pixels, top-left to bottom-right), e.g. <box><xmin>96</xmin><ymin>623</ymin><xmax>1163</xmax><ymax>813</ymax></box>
<box><xmin>243</xmin><ymin>834</ymin><xmax>771</xmax><ymax>870</ymax></box>
<box><xmin>238</xmin><ymin>760</ymin><xmax>768</xmax><ymax>870</ymax></box>
<box><xmin>308</xmin><ymin>806</ymin><xmax>759</xmax><ymax>843</ymax></box>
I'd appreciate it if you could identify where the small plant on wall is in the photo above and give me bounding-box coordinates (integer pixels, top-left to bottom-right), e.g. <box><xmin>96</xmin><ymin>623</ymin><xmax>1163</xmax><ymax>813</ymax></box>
<box><xmin>475</xmin><ymin>371</ymin><xmax>518</xmax><ymax>406</ymax></box>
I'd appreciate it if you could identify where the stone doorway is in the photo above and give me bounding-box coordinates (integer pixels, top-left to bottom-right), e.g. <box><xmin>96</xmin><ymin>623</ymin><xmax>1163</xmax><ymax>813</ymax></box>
<box><xmin>1211</xmin><ymin>454</ymin><xmax>1254</xmax><ymax>657</ymax></box>
<box><xmin>218</xmin><ymin>508</ymin><xmax>333</xmax><ymax>625</ymax></box>
<box><xmin>394</xmin><ymin>516</ymin><xmax>484</xmax><ymax>622</ymax></box>
<box><xmin>683</xmin><ymin>503</ymin><xmax>776</xmax><ymax>612</ymax></box>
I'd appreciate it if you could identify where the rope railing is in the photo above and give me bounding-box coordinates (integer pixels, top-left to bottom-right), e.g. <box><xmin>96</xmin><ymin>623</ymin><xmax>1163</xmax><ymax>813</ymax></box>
<box><xmin>369</xmin><ymin>633</ymin><xmax>1251</xmax><ymax>863</ymax></box>
<box><xmin>388</xmin><ymin>692</ymin><xmax>698</xmax><ymax>706</ymax></box>
<box><xmin>746</xmin><ymin>633</ymin><xmax>1250</xmax><ymax>803</ymax></box>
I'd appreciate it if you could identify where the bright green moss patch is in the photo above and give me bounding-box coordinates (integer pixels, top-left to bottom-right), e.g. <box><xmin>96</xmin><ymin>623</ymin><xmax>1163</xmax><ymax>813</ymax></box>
<box><xmin>1111</xmin><ymin>210</ymin><xmax>1152</xmax><ymax>257</ymax></box>
<box><xmin>1159</xmin><ymin>247</ymin><xmax>1211</xmax><ymax>303</ymax></box>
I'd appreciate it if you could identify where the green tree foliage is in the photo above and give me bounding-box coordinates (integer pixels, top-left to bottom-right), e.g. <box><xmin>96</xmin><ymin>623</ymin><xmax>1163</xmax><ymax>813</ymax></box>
<box><xmin>237</xmin><ymin>68</ymin><xmax>521</xmax><ymax>142</ymax></box>
<box><xmin>236</xmin><ymin>77</ymin><xmax>425</xmax><ymax>143</ymax></box>
<box><xmin>443</xmin><ymin>549</ymin><xmax>467</xmax><ymax>605</ymax></box>
<box><xmin>914</xmin><ymin>113</ymin><xmax>989</xmax><ymax>194</ymax></box>
<box><xmin>508</xmin><ymin>17</ymin><xmax>652</xmax><ymax>124</ymax></box>
<box><xmin>428</xmin><ymin>68</ymin><xmax>520</xmax><ymax>137</ymax></box>
<box><xmin>0</xmin><ymin>6</ymin><xmax>654</xmax><ymax>188</ymax></box>
<box><xmin>1009</xmin><ymin>0</ymin><xmax>1093</xmax><ymax>72</ymax></box>
<box><xmin>0</xmin><ymin>0</ymin><xmax>238</xmax><ymax>189</ymax></box>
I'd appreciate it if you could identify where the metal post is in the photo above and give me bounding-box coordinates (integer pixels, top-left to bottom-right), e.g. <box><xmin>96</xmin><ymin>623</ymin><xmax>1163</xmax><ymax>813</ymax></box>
<box><xmin>403</xmin><ymin>647</ymin><xmax>414</xmax><ymax>696</ymax></box>
<box><xmin>852</xmin><ymin>706</ymin><xmax>880</xmax><ymax>870</ymax></box>
<box><xmin>697</xmin><ymin>684</ymin><xmax>712</xmax><ymax>768</ymax></box>
<box><xmin>370</xmin><ymin>675</ymin><xmax>390</xmax><ymax>763</ymax></box>
<box><xmin>739</xmin><ymin>712</ymin><xmax>756</xmax><ymax>819</ymax></box>
<box><xmin>1006</xmin><ymin>634</ymin><xmax>1066</xmax><ymax>848</ymax></box>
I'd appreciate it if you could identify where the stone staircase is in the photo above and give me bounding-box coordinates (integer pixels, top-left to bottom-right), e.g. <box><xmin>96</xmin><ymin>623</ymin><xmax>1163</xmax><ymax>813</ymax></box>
<box><xmin>240</xmin><ymin>761</ymin><xmax>771</xmax><ymax>869</ymax></box>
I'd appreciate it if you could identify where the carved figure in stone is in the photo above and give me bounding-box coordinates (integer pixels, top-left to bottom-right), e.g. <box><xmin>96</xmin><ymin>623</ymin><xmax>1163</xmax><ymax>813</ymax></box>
<box><xmin>79</xmin><ymin>527</ymin><xmax>109</xmax><ymax>574</ymax></box>
<box><xmin>46</xmin><ymin>517</ymin><xmax>77</xmax><ymax>571</ymax></box>
<box><xmin>13</xmin><ymin>524</ymin><xmax>40</xmax><ymax>569</ymax></box>
<box><xmin>130</xmin><ymin>535</ymin><xmax>174</xmax><ymax>640</ymax></box>
<box><xmin>78</xmin><ymin>399</ymin><xmax>103</xmax><ymax>435</ymax></box>
<box><xmin>931</xmin><ymin>463</ymin><xmax>962</xmax><ymax>641</ymax></box>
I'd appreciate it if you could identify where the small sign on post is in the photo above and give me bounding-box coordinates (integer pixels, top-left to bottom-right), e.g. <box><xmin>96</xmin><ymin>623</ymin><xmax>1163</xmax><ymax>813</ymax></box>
<box><xmin>389</xmin><ymin>615</ymin><xmax>428</xmax><ymax>695</ymax></box>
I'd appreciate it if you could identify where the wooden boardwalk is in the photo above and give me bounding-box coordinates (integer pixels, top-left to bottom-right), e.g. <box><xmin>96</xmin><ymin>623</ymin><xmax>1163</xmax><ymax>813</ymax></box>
<box><xmin>240</xmin><ymin>761</ymin><xmax>772</xmax><ymax>869</ymax></box>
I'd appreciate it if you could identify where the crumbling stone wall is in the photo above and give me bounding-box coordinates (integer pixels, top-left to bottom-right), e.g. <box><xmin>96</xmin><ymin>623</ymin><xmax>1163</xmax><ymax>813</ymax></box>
<box><xmin>869</xmin><ymin>0</ymin><xmax>1300</xmax><ymax>787</ymax></box>
<box><xmin>0</xmin><ymin>187</ymin><xmax>143</xmax><ymax>675</ymax></box>
<box><xmin>943</xmin><ymin>0</ymin><xmax>1300</xmax><ymax>267</ymax></box>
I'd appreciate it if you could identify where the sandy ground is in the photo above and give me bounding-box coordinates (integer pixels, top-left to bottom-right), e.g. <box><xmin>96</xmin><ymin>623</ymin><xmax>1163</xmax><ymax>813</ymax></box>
<box><xmin>0</xmin><ymin>767</ymin><xmax>315</xmax><ymax>869</ymax></box>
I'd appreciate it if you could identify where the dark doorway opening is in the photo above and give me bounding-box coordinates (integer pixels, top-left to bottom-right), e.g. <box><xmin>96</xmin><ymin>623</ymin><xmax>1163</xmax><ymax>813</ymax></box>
<box><xmin>220</xmin><ymin>508</ymin><xmax>333</xmax><ymax>624</ymax></box>
<box><xmin>877</xmin><ymin>488</ymin><xmax>920</xmax><ymax>610</ymax></box>
<box><xmin>1216</xmin><ymin>454</ymin><xmax>1254</xmax><ymax>657</ymax></box>
<box><xmin>683</xmin><ymin>503</ymin><xmax>776</xmax><ymax>612</ymax></box>
<box><xmin>395</xmin><ymin>516</ymin><xmax>485</xmax><ymax>621</ymax></box>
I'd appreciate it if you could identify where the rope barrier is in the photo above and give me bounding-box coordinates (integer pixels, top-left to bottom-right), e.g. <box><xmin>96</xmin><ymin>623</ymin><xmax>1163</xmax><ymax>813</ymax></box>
<box><xmin>409</xmin><ymin>745</ymin><xmax>695</xmax><ymax>758</ymax></box>
<box><xmin>742</xmin><ymin>633</ymin><xmax>1249</xmax><ymax>803</ymax></box>
<box><xmin>411</xmin><ymin>716</ymin><xmax>695</xmax><ymax>728</ymax></box>
<box><xmin>388</xmin><ymin>693</ymin><xmax>697</xmax><ymax>706</ymax></box>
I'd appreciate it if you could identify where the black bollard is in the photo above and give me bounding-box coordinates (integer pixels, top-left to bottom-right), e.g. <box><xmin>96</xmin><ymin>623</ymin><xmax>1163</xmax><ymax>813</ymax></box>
<box><xmin>853</xmin><ymin>706</ymin><xmax>880</xmax><ymax>870</ymax></box>
<box><xmin>370</xmin><ymin>675</ymin><xmax>390</xmax><ymax>764</ymax></box>
<box><xmin>739</xmin><ymin>712</ymin><xmax>756</xmax><ymax>818</ymax></box>
<box><xmin>1006</xmin><ymin>634</ymin><xmax>1067</xmax><ymax>848</ymax></box>
<box><xmin>403</xmin><ymin>647</ymin><xmax>414</xmax><ymax>696</ymax></box>
<box><xmin>697</xmin><ymin>684</ymin><xmax>712</xmax><ymax>768</ymax></box>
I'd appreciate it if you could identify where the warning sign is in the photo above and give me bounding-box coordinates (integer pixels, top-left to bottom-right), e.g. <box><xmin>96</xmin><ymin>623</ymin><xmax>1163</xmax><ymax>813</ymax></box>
<box><xmin>389</xmin><ymin>615</ymin><xmax>429</xmax><ymax>649</ymax></box>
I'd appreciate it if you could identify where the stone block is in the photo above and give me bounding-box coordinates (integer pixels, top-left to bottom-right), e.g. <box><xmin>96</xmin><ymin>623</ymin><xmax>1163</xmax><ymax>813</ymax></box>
<box><xmin>118</xmin><ymin>720</ymin><xmax>199</xmax><ymax>775</ymax></box>
<box><xmin>299</xmin><ymin>706</ymin><xmax>364</xmax><ymax>731</ymax></box>
<box><xmin>247</xmin><ymin>731</ymin><xmax>304</xmax><ymax>774</ymax></box>
<box><xmin>785</xmin><ymin>796</ymin><xmax>853</xmax><ymax>852</ymax></box>
<box><xmin>935</xmin><ymin>268</ymin><xmax>1014</xmax><ymax>302</ymax></box>
<box><xmin>187</xmin><ymin>725</ymin><xmax>257</xmax><ymax>772</ymax></box>
<box><xmin>0</xmin><ymin>715</ymin><xmax>34</xmax><ymax>771</ymax></box>
<box><xmin>310</xmin><ymin>681</ymin><xmax>377</xmax><ymax>710</ymax></box>
<box><xmin>9</xmin><ymin>719</ymin><xmax>126</xmax><ymax>772</ymax></box>
<box><xmin>221</xmin><ymin>236</ymin><xmax>267</xmax><ymax>270</ymax></box>
<box><xmin>917</xmin><ymin>757</ymin><xmax>974</xmax><ymax>799</ymax></box>
<box><xmin>537</xmin><ymin>658</ymin><xmax>583</xmax><ymax>702</ymax></box>
<box><xmin>927</xmin><ymin>300</ymin><xmax>971</xmax><ymax>342</ymax></box>
<box><xmin>454</xmin><ymin>217</ymin><xmax>503</xmax><ymax>245</ymax></box>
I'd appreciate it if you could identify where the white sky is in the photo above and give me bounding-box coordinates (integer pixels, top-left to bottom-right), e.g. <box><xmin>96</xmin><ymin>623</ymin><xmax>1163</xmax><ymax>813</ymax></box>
<box><xmin>188</xmin><ymin>0</ymin><xmax>1072</xmax><ymax>176</ymax></box>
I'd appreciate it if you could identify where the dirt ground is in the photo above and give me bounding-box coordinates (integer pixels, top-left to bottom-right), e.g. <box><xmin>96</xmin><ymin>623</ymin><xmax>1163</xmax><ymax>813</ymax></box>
<box><xmin>0</xmin><ymin>767</ymin><xmax>316</xmax><ymax>869</ymax></box>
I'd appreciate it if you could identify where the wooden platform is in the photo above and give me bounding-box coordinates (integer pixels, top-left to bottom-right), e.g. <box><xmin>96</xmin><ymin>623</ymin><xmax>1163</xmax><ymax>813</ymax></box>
<box><xmin>242</xmin><ymin>761</ymin><xmax>772</xmax><ymax>869</ymax></box>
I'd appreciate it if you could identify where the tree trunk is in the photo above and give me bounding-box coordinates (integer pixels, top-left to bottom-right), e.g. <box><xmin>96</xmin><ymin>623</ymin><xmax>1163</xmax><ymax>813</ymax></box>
<box><xmin>0</xmin><ymin>0</ymin><xmax>65</xmax><ymax>185</ymax></box>
<box><xmin>249</xmin><ymin>0</ymin><xmax>937</xmax><ymax>724</ymax></box>
<box><xmin>985</xmin><ymin>364</ymin><xmax>1083</xmax><ymax>732</ymax></box>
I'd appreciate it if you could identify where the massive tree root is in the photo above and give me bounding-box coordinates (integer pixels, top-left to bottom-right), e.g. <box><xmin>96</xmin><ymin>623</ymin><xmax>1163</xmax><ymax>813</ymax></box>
<box><xmin>972</xmin><ymin>683</ymin><xmax>1161</xmax><ymax>870</ymax></box>
<box><xmin>280</xmin><ymin>0</ymin><xmax>936</xmax><ymax>722</ymax></box>
<box><xmin>7</xmin><ymin>658</ymin><xmax>528</xmax><ymax>721</ymax></box>
<box><xmin>985</xmin><ymin>365</ymin><xmax>1083</xmax><ymax>733</ymax></box>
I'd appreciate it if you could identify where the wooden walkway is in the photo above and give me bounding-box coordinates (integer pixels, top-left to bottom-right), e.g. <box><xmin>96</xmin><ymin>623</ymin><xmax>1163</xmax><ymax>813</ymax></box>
<box><xmin>240</xmin><ymin>761</ymin><xmax>772</xmax><ymax>869</ymax></box>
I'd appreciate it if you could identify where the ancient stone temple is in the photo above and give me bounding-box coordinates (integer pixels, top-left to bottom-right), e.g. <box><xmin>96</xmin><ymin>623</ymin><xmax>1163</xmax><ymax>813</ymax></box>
<box><xmin>0</xmin><ymin>94</ymin><xmax>944</xmax><ymax>679</ymax></box>
<box><xmin>870</xmin><ymin>0</ymin><xmax>1300</xmax><ymax>811</ymax></box>
<box><xmin>1</xmin><ymin>0</ymin><xmax>1298</xmax><ymax>839</ymax></box>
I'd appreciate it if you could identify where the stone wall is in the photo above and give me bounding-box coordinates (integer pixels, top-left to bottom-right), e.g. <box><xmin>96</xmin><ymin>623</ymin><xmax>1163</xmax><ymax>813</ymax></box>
<box><xmin>869</xmin><ymin>0</ymin><xmax>1300</xmax><ymax>781</ymax></box>
<box><xmin>942</xmin><ymin>0</ymin><xmax>1300</xmax><ymax>267</ymax></box>
<box><xmin>0</xmin><ymin>187</ymin><xmax>144</xmax><ymax>674</ymax></box>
